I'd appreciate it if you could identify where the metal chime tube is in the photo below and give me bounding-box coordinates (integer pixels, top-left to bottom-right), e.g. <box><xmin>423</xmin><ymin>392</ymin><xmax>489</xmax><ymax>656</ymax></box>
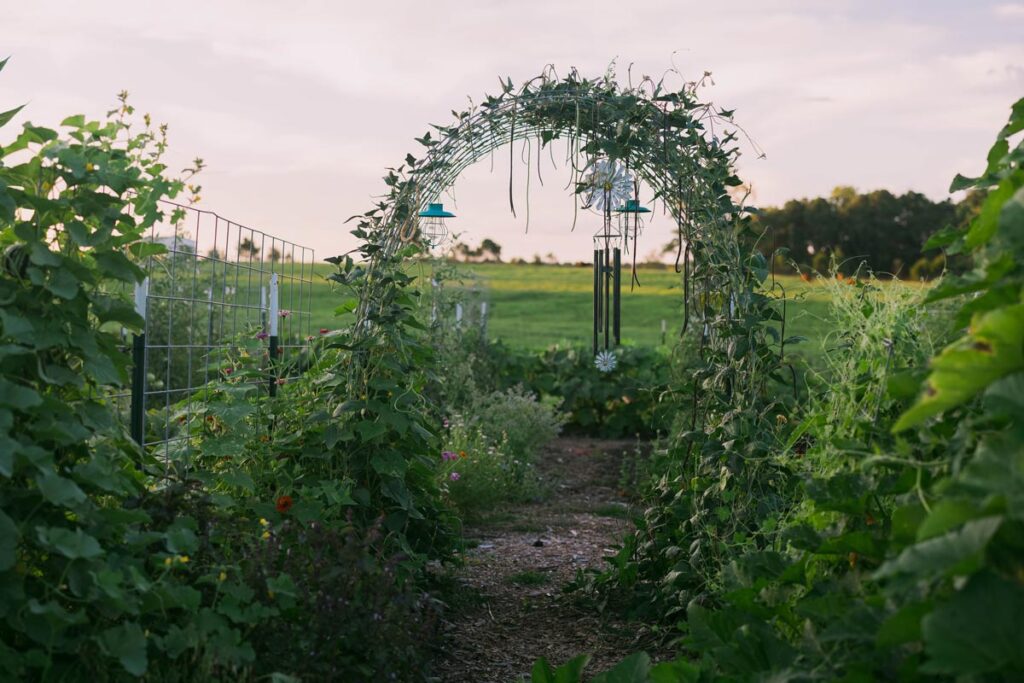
<box><xmin>598</xmin><ymin>241</ymin><xmax>606</xmax><ymax>348</ymax></box>
<box><xmin>613</xmin><ymin>247</ymin><xmax>621</xmax><ymax>346</ymax></box>
<box><xmin>593</xmin><ymin>249</ymin><xmax>601</xmax><ymax>355</ymax></box>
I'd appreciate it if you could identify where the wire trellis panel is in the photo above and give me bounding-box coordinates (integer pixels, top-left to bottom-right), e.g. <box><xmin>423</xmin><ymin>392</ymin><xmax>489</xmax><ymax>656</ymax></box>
<box><xmin>113</xmin><ymin>200</ymin><xmax>315</xmax><ymax>467</ymax></box>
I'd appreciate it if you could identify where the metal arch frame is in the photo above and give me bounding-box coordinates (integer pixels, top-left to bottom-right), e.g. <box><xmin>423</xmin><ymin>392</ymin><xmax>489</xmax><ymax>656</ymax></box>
<box><xmin>378</xmin><ymin>88</ymin><xmax>729</xmax><ymax>257</ymax></box>
<box><xmin>351</xmin><ymin>72</ymin><xmax>752</xmax><ymax>363</ymax></box>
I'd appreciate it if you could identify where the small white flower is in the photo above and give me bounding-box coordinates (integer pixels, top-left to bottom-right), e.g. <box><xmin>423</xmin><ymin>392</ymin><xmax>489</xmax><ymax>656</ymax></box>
<box><xmin>594</xmin><ymin>350</ymin><xmax>618</xmax><ymax>373</ymax></box>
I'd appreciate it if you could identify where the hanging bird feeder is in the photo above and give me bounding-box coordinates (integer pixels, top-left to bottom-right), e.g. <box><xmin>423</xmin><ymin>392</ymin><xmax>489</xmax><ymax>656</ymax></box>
<box><xmin>417</xmin><ymin>203</ymin><xmax>455</xmax><ymax>248</ymax></box>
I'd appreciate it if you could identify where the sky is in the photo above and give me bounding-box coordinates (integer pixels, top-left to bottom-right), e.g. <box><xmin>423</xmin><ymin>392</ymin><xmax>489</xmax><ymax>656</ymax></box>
<box><xmin>2</xmin><ymin>0</ymin><xmax>1022</xmax><ymax>263</ymax></box>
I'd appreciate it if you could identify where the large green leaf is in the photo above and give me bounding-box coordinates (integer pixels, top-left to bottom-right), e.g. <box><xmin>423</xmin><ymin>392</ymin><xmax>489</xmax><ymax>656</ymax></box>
<box><xmin>0</xmin><ymin>378</ymin><xmax>41</xmax><ymax>411</ymax></box>
<box><xmin>964</xmin><ymin>176</ymin><xmax>1016</xmax><ymax>249</ymax></box>
<box><xmin>953</xmin><ymin>427</ymin><xmax>1024</xmax><ymax>517</ymax></box>
<box><xmin>895</xmin><ymin>303</ymin><xmax>1024</xmax><ymax>430</ymax></box>
<box><xmin>0</xmin><ymin>510</ymin><xmax>18</xmax><ymax>571</ymax></box>
<box><xmin>37</xmin><ymin>526</ymin><xmax>103</xmax><ymax>560</ymax></box>
<box><xmin>98</xmin><ymin>622</ymin><xmax>148</xmax><ymax>676</ymax></box>
<box><xmin>590</xmin><ymin>652</ymin><xmax>650</xmax><ymax>682</ymax></box>
<box><xmin>0</xmin><ymin>104</ymin><xmax>24</xmax><ymax>129</ymax></box>
<box><xmin>35</xmin><ymin>471</ymin><xmax>87</xmax><ymax>507</ymax></box>
<box><xmin>874</xmin><ymin>516</ymin><xmax>1002</xmax><ymax>580</ymax></box>
<box><xmin>370</xmin><ymin>451</ymin><xmax>407</xmax><ymax>478</ymax></box>
<box><xmin>876</xmin><ymin>600</ymin><xmax>932</xmax><ymax>648</ymax></box>
<box><xmin>921</xmin><ymin>571</ymin><xmax>1024</xmax><ymax>676</ymax></box>
<box><xmin>535</xmin><ymin>654</ymin><xmax>590</xmax><ymax>683</ymax></box>
<box><xmin>648</xmin><ymin>660</ymin><xmax>701</xmax><ymax>683</ymax></box>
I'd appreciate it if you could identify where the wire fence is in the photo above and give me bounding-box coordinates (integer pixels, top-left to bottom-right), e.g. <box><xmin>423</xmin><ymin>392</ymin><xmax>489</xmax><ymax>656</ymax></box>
<box><xmin>111</xmin><ymin>200</ymin><xmax>315</xmax><ymax>462</ymax></box>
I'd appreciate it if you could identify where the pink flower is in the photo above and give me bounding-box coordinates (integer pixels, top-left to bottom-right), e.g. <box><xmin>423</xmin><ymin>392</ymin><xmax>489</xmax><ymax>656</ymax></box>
<box><xmin>256</xmin><ymin>331</ymin><xmax>269</xmax><ymax>340</ymax></box>
<box><xmin>319</xmin><ymin>328</ymin><xmax>329</xmax><ymax>335</ymax></box>
<box><xmin>276</xmin><ymin>378</ymin><xmax>286</xmax><ymax>385</ymax></box>
<box><xmin>442</xmin><ymin>418</ymin><xmax>450</xmax><ymax>428</ymax></box>
<box><xmin>449</xmin><ymin>472</ymin><xmax>460</xmax><ymax>481</ymax></box>
<box><xmin>278</xmin><ymin>309</ymin><xmax>291</xmax><ymax>318</ymax></box>
<box><xmin>441</xmin><ymin>450</ymin><xmax>457</xmax><ymax>462</ymax></box>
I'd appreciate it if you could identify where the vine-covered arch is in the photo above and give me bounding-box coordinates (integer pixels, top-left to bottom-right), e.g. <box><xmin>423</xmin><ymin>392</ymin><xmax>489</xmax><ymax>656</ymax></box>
<box><xmin>340</xmin><ymin>65</ymin><xmax>780</xmax><ymax>418</ymax></box>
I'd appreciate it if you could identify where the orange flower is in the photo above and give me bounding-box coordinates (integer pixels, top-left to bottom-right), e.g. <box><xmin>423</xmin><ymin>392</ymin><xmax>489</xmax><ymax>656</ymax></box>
<box><xmin>800</xmin><ymin>273</ymin><xmax>811</xmax><ymax>282</ymax></box>
<box><xmin>459</xmin><ymin>450</ymin><xmax>467</xmax><ymax>459</ymax></box>
<box><xmin>275</xmin><ymin>495</ymin><xmax>293</xmax><ymax>513</ymax></box>
<box><xmin>836</xmin><ymin>272</ymin><xmax>844</xmax><ymax>280</ymax></box>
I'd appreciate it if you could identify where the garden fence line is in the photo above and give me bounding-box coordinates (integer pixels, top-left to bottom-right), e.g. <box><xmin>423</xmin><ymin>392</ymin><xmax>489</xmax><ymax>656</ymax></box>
<box><xmin>111</xmin><ymin>200</ymin><xmax>315</xmax><ymax>465</ymax></box>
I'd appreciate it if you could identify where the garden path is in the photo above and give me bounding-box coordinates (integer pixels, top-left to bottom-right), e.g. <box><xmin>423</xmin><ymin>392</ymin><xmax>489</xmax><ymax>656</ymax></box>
<box><xmin>433</xmin><ymin>438</ymin><xmax>640</xmax><ymax>682</ymax></box>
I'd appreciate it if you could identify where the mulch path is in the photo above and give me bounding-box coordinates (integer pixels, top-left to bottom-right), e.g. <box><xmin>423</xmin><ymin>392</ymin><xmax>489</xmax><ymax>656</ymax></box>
<box><xmin>432</xmin><ymin>438</ymin><xmax>642</xmax><ymax>683</ymax></box>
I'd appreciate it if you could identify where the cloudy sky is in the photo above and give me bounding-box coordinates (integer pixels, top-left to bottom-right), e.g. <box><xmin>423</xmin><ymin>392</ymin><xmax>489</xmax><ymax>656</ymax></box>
<box><xmin>2</xmin><ymin>0</ymin><xmax>1022</xmax><ymax>262</ymax></box>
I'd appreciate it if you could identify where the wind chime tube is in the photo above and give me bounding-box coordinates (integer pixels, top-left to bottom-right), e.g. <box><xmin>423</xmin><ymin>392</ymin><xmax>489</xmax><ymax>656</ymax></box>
<box><xmin>593</xmin><ymin>249</ymin><xmax>601</xmax><ymax>356</ymax></box>
<box><xmin>598</xmin><ymin>242</ymin><xmax>606</xmax><ymax>350</ymax></box>
<box><xmin>613</xmin><ymin>247</ymin><xmax>621</xmax><ymax>346</ymax></box>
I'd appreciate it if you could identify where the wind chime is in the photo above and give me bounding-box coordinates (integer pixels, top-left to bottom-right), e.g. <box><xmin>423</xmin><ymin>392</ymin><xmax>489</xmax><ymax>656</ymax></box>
<box><xmin>584</xmin><ymin>160</ymin><xmax>650</xmax><ymax>365</ymax></box>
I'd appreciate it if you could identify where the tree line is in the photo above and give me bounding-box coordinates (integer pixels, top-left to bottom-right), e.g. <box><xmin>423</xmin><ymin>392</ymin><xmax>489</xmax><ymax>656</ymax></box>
<box><xmin>745</xmin><ymin>186</ymin><xmax>983</xmax><ymax>279</ymax></box>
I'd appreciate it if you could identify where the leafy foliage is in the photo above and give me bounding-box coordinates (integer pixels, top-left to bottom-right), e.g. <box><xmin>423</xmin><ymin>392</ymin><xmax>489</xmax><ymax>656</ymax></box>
<box><xmin>0</xmin><ymin>79</ymin><xmax>457</xmax><ymax>680</ymax></box>
<box><xmin>490</xmin><ymin>343</ymin><xmax>676</xmax><ymax>438</ymax></box>
<box><xmin>584</xmin><ymin>95</ymin><xmax>1024</xmax><ymax>681</ymax></box>
<box><xmin>0</xmin><ymin>93</ymin><xmax>230</xmax><ymax>679</ymax></box>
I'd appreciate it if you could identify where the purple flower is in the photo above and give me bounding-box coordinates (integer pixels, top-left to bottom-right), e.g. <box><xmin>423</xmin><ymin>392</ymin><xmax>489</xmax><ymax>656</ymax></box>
<box><xmin>449</xmin><ymin>472</ymin><xmax>460</xmax><ymax>481</ymax></box>
<box><xmin>442</xmin><ymin>418</ymin><xmax>450</xmax><ymax>428</ymax></box>
<box><xmin>256</xmin><ymin>331</ymin><xmax>269</xmax><ymax>340</ymax></box>
<box><xmin>441</xmin><ymin>450</ymin><xmax>456</xmax><ymax>462</ymax></box>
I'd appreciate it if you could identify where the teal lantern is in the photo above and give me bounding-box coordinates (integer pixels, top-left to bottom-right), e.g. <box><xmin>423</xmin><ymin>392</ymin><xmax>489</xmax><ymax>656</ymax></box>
<box><xmin>417</xmin><ymin>202</ymin><xmax>455</xmax><ymax>248</ymax></box>
<box><xmin>615</xmin><ymin>199</ymin><xmax>651</xmax><ymax>240</ymax></box>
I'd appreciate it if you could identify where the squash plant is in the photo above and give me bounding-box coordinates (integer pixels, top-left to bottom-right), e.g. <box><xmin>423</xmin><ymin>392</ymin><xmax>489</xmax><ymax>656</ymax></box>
<box><xmin>0</xmin><ymin>71</ymin><xmax>267</xmax><ymax>679</ymax></box>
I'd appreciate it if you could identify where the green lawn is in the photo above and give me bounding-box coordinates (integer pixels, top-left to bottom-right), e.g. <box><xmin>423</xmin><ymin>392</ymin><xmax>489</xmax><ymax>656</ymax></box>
<box><xmin>305</xmin><ymin>261</ymin><xmax>836</xmax><ymax>361</ymax></box>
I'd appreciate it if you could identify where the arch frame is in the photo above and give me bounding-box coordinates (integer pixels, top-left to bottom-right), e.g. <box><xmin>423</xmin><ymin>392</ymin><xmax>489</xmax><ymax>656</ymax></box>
<box><xmin>334</xmin><ymin>66</ymin><xmax>781</xmax><ymax>421</ymax></box>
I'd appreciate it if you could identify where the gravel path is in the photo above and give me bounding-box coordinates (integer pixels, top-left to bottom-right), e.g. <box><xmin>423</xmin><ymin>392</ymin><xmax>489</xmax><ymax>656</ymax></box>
<box><xmin>432</xmin><ymin>438</ymin><xmax>641</xmax><ymax>683</ymax></box>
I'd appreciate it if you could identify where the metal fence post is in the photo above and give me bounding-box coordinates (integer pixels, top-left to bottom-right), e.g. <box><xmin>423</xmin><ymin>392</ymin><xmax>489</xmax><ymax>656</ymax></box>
<box><xmin>455</xmin><ymin>302</ymin><xmax>463</xmax><ymax>328</ymax></box>
<box><xmin>129</xmin><ymin>278</ymin><xmax>149</xmax><ymax>446</ymax></box>
<box><xmin>479</xmin><ymin>301</ymin><xmax>488</xmax><ymax>343</ymax></box>
<box><xmin>268</xmin><ymin>272</ymin><xmax>279</xmax><ymax>397</ymax></box>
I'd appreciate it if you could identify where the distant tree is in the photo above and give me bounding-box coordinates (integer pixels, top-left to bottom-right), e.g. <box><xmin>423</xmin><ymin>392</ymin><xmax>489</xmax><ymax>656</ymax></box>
<box><xmin>269</xmin><ymin>247</ymin><xmax>282</xmax><ymax>263</ymax></box>
<box><xmin>207</xmin><ymin>247</ymin><xmax>221</xmax><ymax>260</ymax></box>
<box><xmin>479</xmin><ymin>238</ymin><xmax>503</xmax><ymax>262</ymax></box>
<box><xmin>449</xmin><ymin>239</ymin><xmax>504</xmax><ymax>262</ymax></box>
<box><xmin>238</xmin><ymin>238</ymin><xmax>260</xmax><ymax>259</ymax></box>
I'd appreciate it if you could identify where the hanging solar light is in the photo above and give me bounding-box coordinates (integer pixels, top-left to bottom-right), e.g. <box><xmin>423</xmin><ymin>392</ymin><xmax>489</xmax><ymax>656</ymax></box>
<box><xmin>615</xmin><ymin>198</ymin><xmax>651</xmax><ymax>241</ymax></box>
<box><xmin>417</xmin><ymin>203</ymin><xmax>455</xmax><ymax>248</ymax></box>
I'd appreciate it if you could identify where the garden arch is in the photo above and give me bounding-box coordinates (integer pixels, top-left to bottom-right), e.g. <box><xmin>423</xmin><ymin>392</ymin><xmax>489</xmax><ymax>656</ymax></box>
<box><xmin>339</xmin><ymin>66</ymin><xmax>778</xmax><ymax>417</ymax></box>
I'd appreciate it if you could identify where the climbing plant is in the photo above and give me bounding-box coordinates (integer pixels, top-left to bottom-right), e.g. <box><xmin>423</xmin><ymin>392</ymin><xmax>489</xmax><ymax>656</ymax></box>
<box><xmin>327</xmin><ymin>68</ymin><xmax>800</xmax><ymax>667</ymax></box>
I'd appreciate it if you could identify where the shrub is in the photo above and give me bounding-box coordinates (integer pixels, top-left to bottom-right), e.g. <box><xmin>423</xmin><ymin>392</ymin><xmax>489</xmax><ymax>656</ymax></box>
<box><xmin>439</xmin><ymin>386</ymin><xmax>563</xmax><ymax>515</ymax></box>
<box><xmin>458</xmin><ymin>342</ymin><xmax>674</xmax><ymax>439</ymax></box>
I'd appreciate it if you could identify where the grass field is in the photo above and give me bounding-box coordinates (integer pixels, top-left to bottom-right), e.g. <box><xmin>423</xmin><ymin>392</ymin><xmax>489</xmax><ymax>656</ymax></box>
<box><xmin>304</xmin><ymin>261</ymin><xmax>838</xmax><ymax>361</ymax></box>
